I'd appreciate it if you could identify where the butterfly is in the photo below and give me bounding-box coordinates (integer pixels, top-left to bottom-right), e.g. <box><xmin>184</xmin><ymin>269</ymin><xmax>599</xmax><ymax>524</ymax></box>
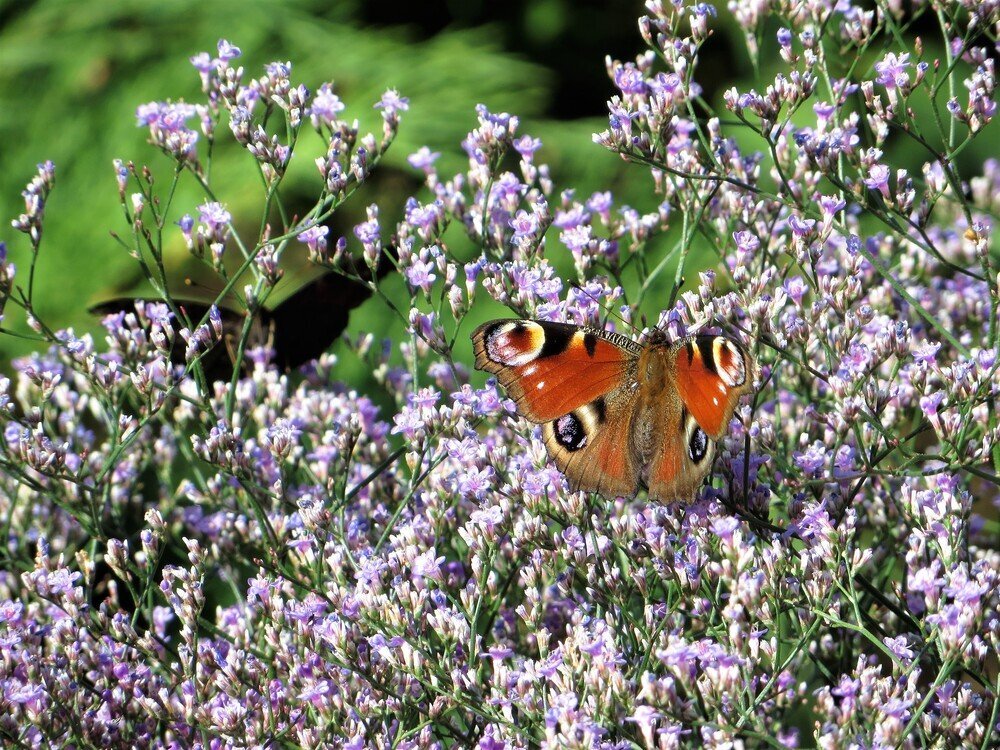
<box><xmin>471</xmin><ymin>318</ymin><xmax>756</xmax><ymax>501</ymax></box>
<box><xmin>92</xmin><ymin>249</ymin><xmax>395</xmax><ymax>380</ymax></box>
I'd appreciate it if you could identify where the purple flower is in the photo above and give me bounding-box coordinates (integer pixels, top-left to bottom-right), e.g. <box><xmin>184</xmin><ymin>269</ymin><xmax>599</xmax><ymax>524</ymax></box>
<box><xmin>627</xmin><ymin>706</ymin><xmax>662</xmax><ymax>744</ymax></box>
<box><xmin>297</xmin><ymin>224</ymin><xmax>329</xmax><ymax>253</ymax></box>
<box><xmin>864</xmin><ymin>164</ymin><xmax>891</xmax><ymax>197</ymax></box>
<box><xmin>945</xmin><ymin>577</ymin><xmax>987</xmax><ymax>605</ymax></box>
<box><xmin>710</xmin><ymin>516</ymin><xmax>740</xmax><ymax>542</ymax></box>
<box><xmin>410</xmin><ymin>548</ymin><xmax>444</xmax><ymax>581</ymax></box>
<box><xmin>881</xmin><ymin>697</ymin><xmax>913</xmax><ymax>720</ymax></box>
<box><xmin>135</xmin><ymin>102</ymin><xmax>200</xmax><ymax>160</ymax></box>
<box><xmin>509</xmin><ymin>210</ymin><xmax>539</xmax><ymax>241</ymax></box>
<box><xmin>198</xmin><ymin>201</ymin><xmax>231</xmax><ymax>233</ymax></box>
<box><xmin>404</xmin><ymin>198</ymin><xmax>441</xmax><ymax>233</ymax></box>
<box><xmin>308</xmin><ymin>83</ymin><xmax>345</xmax><ymax>128</ymax></box>
<box><xmin>457</xmin><ymin>466</ymin><xmax>494</xmax><ymax>500</ymax></box>
<box><xmin>657</xmin><ymin>640</ymin><xmax>700</xmax><ymax>682</ymax></box>
<box><xmin>481</xmin><ymin>646</ymin><xmax>514</xmax><ymax>661</ymax></box>
<box><xmin>813</xmin><ymin>101</ymin><xmax>836</xmax><ymax>122</ymax></box>
<box><xmin>788</xmin><ymin>214</ymin><xmax>816</xmax><ymax>237</ymax></box>
<box><xmin>190</xmin><ymin>51</ymin><xmax>215</xmax><ymax>74</ymax></box>
<box><xmin>839</xmin><ymin>342</ymin><xmax>871</xmax><ymax>378</ymax></box>
<box><xmin>607</xmin><ymin>101</ymin><xmax>640</xmax><ymax>136</ymax></box>
<box><xmin>733</xmin><ymin>230</ymin><xmax>760</xmax><ymax>253</ymax></box>
<box><xmin>614</xmin><ymin>64</ymin><xmax>648</xmax><ymax>95</ymax></box>
<box><xmin>354</xmin><ymin>217</ymin><xmax>380</xmax><ymax>248</ymax></box>
<box><xmin>554</xmin><ymin>206</ymin><xmax>589</xmax><ymax>229</ymax></box>
<box><xmin>911</xmin><ymin>341</ymin><xmax>941</xmax><ymax>364</ymax></box>
<box><xmin>818</xmin><ymin>195</ymin><xmax>846</xmax><ymax>216</ymax></box>
<box><xmin>469</xmin><ymin>504</ymin><xmax>503</xmax><ymax>533</ymax></box>
<box><xmin>560</xmin><ymin>225</ymin><xmax>592</xmax><ymax>252</ymax></box>
<box><xmin>513</xmin><ymin>136</ymin><xmax>542</xmax><ymax>160</ymax></box>
<box><xmin>407</xmin><ymin>146</ymin><xmax>440</xmax><ymax>171</ymax></box>
<box><xmin>265</xmin><ymin>60</ymin><xmax>292</xmax><ymax>82</ymax></box>
<box><xmin>0</xmin><ymin>600</ymin><xmax>23</xmax><ymax>624</ymax></box>
<box><xmin>217</xmin><ymin>39</ymin><xmax>241</xmax><ymax>61</ymax></box>
<box><xmin>5</xmin><ymin>682</ymin><xmax>47</xmax><ymax>711</ymax></box>
<box><xmin>874</xmin><ymin>52</ymin><xmax>911</xmax><ymax>89</ymax></box>
<box><xmin>44</xmin><ymin>568</ymin><xmax>81</xmax><ymax>596</ymax></box>
<box><xmin>792</xmin><ymin>442</ymin><xmax>827</xmax><ymax>476</ymax></box>
<box><xmin>404</xmin><ymin>258</ymin><xmax>436</xmax><ymax>293</ymax></box>
<box><xmin>586</xmin><ymin>191</ymin><xmax>613</xmax><ymax>218</ymax></box>
<box><xmin>784</xmin><ymin>276</ymin><xmax>808</xmax><ymax>305</ymax></box>
<box><xmin>375</xmin><ymin>88</ymin><xmax>409</xmax><ymax>123</ymax></box>
<box><xmin>883</xmin><ymin>635</ymin><xmax>915</xmax><ymax>664</ymax></box>
<box><xmin>919</xmin><ymin>391</ymin><xmax>946</xmax><ymax>418</ymax></box>
<box><xmin>263</xmin><ymin>418</ymin><xmax>301</xmax><ymax>461</ymax></box>
<box><xmin>112</xmin><ymin>158</ymin><xmax>129</xmax><ymax>195</ymax></box>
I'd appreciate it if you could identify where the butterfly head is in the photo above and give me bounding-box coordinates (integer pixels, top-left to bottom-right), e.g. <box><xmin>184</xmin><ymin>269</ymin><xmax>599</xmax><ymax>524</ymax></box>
<box><xmin>643</xmin><ymin>326</ymin><xmax>670</xmax><ymax>347</ymax></box>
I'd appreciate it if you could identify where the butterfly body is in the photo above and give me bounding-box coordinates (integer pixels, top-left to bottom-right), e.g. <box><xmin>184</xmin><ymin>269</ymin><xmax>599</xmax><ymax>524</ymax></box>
<box><xmin>472</xmin><ymin>319</ymin><xmax>754</xmax><ymax>501</ymax></box>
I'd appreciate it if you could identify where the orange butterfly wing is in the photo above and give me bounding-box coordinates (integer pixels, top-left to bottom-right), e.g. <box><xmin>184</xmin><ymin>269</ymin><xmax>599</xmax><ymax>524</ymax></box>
<box><xmin>471</xmin><ymin>320</ymin><xmax>641</xmax><ymax>422</ymax></box>
<box><xmin>673</xmin><ymin>336</ymin><xmax>753</xmax><ymax>439</ymax></box>
<box><xmin>645</xmin><ymin>403</ymin><xmax>716</xmax><ymax>502</ymax></box>
<box><xmin>646</xmin><ymin>336</ymin><xmax>755</xmax><ymax>501</ymax></box>
<box><xmin>472</xmin><ymin>319</ymin><xmax>643</xmax><ymax>497</ymax></box>
<box><xmin>539</xmin><ymin>385</ymin><xmax>641</xmax><ymax>498</ymax></box>
<box><xmin>472</xmin><ymin>322</ymin><xmax>755</xmax><ymax>502</ymax></box>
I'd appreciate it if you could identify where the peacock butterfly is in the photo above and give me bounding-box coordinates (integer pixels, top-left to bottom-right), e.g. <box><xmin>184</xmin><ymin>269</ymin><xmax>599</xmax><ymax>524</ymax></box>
<box><xmin>471</xmin><ymin>318</ymin><xmax>756</xmax><ymax>501</ymax></box>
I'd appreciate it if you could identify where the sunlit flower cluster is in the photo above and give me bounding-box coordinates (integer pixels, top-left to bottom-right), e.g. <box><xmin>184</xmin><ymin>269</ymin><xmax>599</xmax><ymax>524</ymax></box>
<box><xmin>1</xmin><ymin>1</ymin><xmax>999</xmax><ymax>747</ymax></box>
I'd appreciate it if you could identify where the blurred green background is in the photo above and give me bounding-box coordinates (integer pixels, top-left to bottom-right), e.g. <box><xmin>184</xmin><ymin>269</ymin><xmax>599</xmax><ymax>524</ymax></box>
<box><xmin>0</xmin><ymin>0</ymin><xmax>657</xmax><ymax>367</ymax></box>
<box><xmin>0</xmin><ymin>0</ymin><xmax>993</xmax><ymax>374</ymax></box>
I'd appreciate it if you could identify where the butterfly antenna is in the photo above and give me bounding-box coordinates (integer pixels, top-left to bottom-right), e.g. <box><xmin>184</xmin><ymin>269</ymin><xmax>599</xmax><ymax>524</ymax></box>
<box><xmin>271</xmin><ymin>264</ymin><xmax>316</xmax><ymax>293</ymax></box>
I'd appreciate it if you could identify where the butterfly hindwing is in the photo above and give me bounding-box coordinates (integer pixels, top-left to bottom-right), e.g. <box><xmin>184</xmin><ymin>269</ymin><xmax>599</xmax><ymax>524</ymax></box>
<box><xmin>540</xmin><ymin>390</ymin><xmax>641</xmax><ymax>498</ymax></box>
<box><xmin>471</xmin><ymin>319</ymin><xmax>641</xmax><ymax>422</ymax></box>
<box><xmin>646</xmin><ymin>404</ymin><xmax>717</xmax><ymax>502</ymax></box>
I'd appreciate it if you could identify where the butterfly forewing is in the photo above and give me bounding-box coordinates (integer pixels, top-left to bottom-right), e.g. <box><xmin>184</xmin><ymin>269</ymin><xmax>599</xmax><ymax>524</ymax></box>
<box><xmin>471</xmin><ymin>319</ymin><xmax>641</xmax><ymax>422</ymax></box>
<box><xmin>674</xmin><ymin>335</ymin><xmax>754</xmax><ymax>439</ymax></box>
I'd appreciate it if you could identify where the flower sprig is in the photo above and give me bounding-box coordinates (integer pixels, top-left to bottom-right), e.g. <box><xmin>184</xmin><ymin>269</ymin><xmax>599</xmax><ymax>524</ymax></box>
<box><xmin>1</xmin><ymin>3</ymin><xmax>999</xmax><ymax>748</ymax></box>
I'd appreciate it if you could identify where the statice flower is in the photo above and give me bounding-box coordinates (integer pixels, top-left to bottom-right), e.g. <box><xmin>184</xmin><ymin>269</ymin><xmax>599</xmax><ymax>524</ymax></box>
<box><xmin>1</xmin><ymin>6</ymin><xmax>1000</xmax><ymax>748</ymax></box>
<box><xmin>874</xmin><ymin>52</ymin><xmax>911</xmax><ymax>90</ymax></box>
<box><xmin>308</xmin><ymin>82</ymin><xmax>346</xmax><ymax>128</ymax></box>
<box><xmin>136</xmin><ymin>101</ymin><xmax>203</xmax><ymax>162</ymax></box>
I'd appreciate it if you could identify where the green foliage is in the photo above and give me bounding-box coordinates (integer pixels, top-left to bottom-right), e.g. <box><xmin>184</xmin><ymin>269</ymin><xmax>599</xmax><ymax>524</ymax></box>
<box><xmin>0</xmin><ymin>0</ymin><xmax>640</xmax><ymax>363</ymax></box>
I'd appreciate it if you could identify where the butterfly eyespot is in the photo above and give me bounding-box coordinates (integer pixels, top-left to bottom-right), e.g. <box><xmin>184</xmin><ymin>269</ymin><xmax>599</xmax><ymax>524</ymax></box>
<box><xmin>554</xmin><ymin>412</ymin><xmax>588</xmax><ymax>451</ymax></box>
<box><xmin>687</xmin><ymin>422</ymin><xmax>709</xmax><ymax>464</ymax></box>
<box><xmin>713</xmin><ymin>338</ymin><xmax>746</xmax><ymax>388</ymax></box>
<box><xmin>484</xmin><ymin>321</ymin><xmax>545</xmax><ymax>367</ymax></box>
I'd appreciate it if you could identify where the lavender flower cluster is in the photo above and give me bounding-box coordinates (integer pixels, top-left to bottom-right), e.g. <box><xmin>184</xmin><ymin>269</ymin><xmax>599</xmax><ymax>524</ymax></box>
<box><xmin>2</xmin><ymin>1</ymin><xmax>999</xmax><ymax>747</ymax></box>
